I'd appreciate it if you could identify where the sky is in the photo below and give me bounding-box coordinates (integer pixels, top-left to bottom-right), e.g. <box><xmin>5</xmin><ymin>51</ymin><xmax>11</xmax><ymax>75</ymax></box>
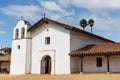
<box><xmin>0</xmin><ymin>0</ymin><xmax>120</xmax><ymax>47</ymax></box>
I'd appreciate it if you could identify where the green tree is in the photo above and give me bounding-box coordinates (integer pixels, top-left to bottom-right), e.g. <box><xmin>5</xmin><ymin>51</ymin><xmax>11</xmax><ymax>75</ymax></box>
<box><xmin>7</xmin><ymin>49</ymin><xmax>11</xmax><ymax>54</ymax></box>
<box><xmin>88</xmin><ymin>19</ymin><xmax>95</xmax><ymax>33</ymax></box>
<box><xmin>1</xmin><ymin>47</ymin><xmax>11</xmax><ymax>55</ymax></box>
<box><xmin>80</xmin><ymin>19</ymin><xmax>87</xmax><ymax>30</ymax></box>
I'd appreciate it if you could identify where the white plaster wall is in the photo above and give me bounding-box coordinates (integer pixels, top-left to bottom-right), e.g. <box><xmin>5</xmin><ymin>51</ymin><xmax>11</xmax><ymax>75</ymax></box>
<box><xmin>32</xmin><ymin>50</ymin><xmax>55</xmax><ymax>74</ymax></box>
<box><xmin>10</xmin><ymin>39</ymin><xmax>27</xmax><ymax>74</ymax></box>
<box><xmin>83</xmin><ymin>56</ymin><xmax>107</xmax><ymax>72</ymax></box>
<box><xmin>31</xmin><ymin>23</ymin><xmax>70</xmax><ymax>74</ymax></box>
<box><xmin>25</xmin><ymin>39</ymin><xmax>32</xmax><ymax>73</ymax></box>
<box><xmin>109</xmin><ymin>55</ymin><xmax>120</xmax><ymax>72</ymax></box>
<box><xmin>70</xmin><ymin>31</ymin><xmax>110</xmax><ymax>52</ymax></box>
<box><xmin>54</xmin><ymin>24</ymin><xmax>70</xmax><ymax>74</ymax></box>
<box><xmin>11</xmin><ymin>40</ymin><xmax>31</xmax><ymax>75</ymax></box>
<box><xmin>71</xmin><ymin>56</ymin><xmax>120</xmax><ymax>73</ymax></box>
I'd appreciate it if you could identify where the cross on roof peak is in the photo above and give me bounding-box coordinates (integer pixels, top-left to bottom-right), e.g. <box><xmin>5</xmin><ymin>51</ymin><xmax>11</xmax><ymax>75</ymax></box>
<box><xmin>43</xmin><ymin>13</ymin><xmax>46</xmax><ymax>18</ymax></box>
<box><xmin>21</xmin><ymin>16</ymin><xmax>23</xmax><ymax>19</ymax></box>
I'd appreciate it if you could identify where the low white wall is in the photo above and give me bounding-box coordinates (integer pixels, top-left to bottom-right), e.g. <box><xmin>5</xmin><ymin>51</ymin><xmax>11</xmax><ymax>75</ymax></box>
<box><xmin>71</xmin><ymin>56</ymin><xmax>109</xmax><ymax>73</ymax></box>
<box><xmin>83</xmin><ymin>56</ymin><xmax>107</xmax><ymax>72</ymax></box>
<box><xmin>71</xmin><ymin>55</ymin><xmax>120</xmax><ymax>73</ymax></box>
<box><xmin>110</xmin><ymin>55</ymin><xmax>120</xmax><ymax>72</ymax></box>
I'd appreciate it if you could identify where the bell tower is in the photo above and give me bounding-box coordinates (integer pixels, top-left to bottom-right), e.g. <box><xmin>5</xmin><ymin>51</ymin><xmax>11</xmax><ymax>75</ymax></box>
<box><xmin>10</xmin><ymin>18</ymin><xmax>32</xmax><ymax>75</ymax></box>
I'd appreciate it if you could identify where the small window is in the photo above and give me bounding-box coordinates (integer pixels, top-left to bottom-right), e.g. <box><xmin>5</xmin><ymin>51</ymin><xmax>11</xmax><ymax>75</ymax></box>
<box><xmin>47</xmin><ymin>29</ymin><xmax>49</xmax><ymax>31</ymax></box>
<box><xmin>96</xmin><ymin>57</ymin><xmax>102</xmax><ymax>67</ymax></box>
<box><xmin>45</xmin><ymin>37</ymin><xmax>50</xmax><ymax>45</ymax></box>
<box><xmin>18</xmin><ymin>45</ymin><xmax>20</xmax><ymax>49</ymax></box>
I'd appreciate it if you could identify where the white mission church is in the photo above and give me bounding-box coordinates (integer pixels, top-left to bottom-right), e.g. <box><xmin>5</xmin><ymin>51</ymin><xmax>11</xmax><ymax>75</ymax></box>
<box><xmin>10</xmin><ymin>18</ymin><xmax>120</xmax><ymax>75</ymax></box>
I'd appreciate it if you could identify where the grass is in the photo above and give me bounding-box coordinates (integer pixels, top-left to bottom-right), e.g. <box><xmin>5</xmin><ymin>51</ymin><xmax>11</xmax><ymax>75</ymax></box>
<box><xmin>0</xmin><ymin>73</ymin><xmax>120</xmax><ymax>80</ymax></box>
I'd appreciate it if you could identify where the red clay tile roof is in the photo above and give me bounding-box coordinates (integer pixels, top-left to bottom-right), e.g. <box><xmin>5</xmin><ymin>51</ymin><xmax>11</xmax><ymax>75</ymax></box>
<box><xmin>28</xmin><ymin>18</ymin><xmax>114</xmax><ymax>42</ymax></box>
<box><xmin>0</xmin><ymin>47</ymin><xmax>11</xmax><ymax>51</ymax></box>
<box><xmin>70</xmin><ymin>43</ymin><xmax>120</xmax><ymax>56</ymax></box>
<box><xmin>0</xmin><ymin>55</ymin><xmax>10</xmax><ymax>62</ymax></box>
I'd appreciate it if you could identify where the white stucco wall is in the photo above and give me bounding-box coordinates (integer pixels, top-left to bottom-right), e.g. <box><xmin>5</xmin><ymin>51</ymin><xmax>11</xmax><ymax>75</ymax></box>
<box><xmin>11</xmin><ymin>39</ymin><xmax>31</xmax><ymax>75</ymax></box>
<box><xmin>109</xmin><ymin>55</ymin><xmax>120</xmax><ymax>72</ymax></box>
<box><xmin>10</xmin><ymin>40</ymin><xmax>27</xmax><ymax>74</ymax></box>
<box><xmin>70</xmin><ymin>56</ymin><xmax>108</xmax><ymax>73</ymax></box>
<box><xmin>70</xmin><ymin>31</ymin><xmax>110</xmax><ymax>52</ymax></box>
<box><xmin>25</xmin><ymin>39</ymin><xmax>32</xmax><ymax>73</ymax></box>
<box><xmin>70</xmin><ymin>55</ymin><xmax>120</xmax><ymax>73</ymax></box>
<box><xmin>31</xmin><ymin>23</ymin><xmax>70</xmax><ymax>74</ymax></box>
<box><xmin>83</xmin><ymin>56</ymin><xmax>107</xmax><ymax>72</ymax></box>
<box><xmin>32</xmin><ymin>50</ymin><xmax>55</xmax><ymax>74</ymax></box>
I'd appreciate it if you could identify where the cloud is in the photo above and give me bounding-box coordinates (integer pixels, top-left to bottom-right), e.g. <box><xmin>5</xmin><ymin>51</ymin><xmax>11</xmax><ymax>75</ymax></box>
<box><xmin>0</xmin><ymin>1</ymin><xmax>75</xmax><ymax>24</ymax></box>
<box><xmin>41</xmin><ymin>1</ymin><xmax>64</xmax><ymax>12</ymax></box>
<box><xmin>1</xmin><ymin>0</ymin><xmax>120</xmax><ymax>32</ymax></box>
<box><xmin>0</xmin><ymin>5</ymin><xmax>41</xmax><ymax>21</ymax></box>
<box><xmin>92</xmin><ymin>15</ymin><xmax>120</xmax><ymax>31</ymax></box>
<box><xmin>40</xmin><ymin>1</ymin><xmax>75</xmax><ymax>22</ymax></box>
<box><xmin>0</xmin><ymin>30</ymin><xmax>7</xmax><ymax>35</ymax></box>
<box><xmin>78</xmin><ymin>12</ymin><xmax>120</xmax><ymax>31</ymax></box>
<box><xmin>57</xmin><ymin>0</ymin><xmax>120</xmax><ymax>11</ymax></box>
<box><xmin>39</xmin><ymin>0</ymin><xmax>120</xmax><ymax>39</ymax></box>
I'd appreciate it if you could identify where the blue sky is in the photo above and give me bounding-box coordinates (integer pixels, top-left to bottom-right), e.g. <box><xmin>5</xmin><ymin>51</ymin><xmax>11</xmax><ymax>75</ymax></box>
<box><xmin>0</xmin><ymin>0</ymin><xmax>120</xmax><ymax>47</ymax></box>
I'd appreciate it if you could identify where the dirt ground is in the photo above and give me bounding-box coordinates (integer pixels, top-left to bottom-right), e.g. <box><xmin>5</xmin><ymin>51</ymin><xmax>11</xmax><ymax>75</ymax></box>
<box><xmin>0</xmin><ymin>73</ymin><xmax>120</xmax><ymax>80</ymax></box>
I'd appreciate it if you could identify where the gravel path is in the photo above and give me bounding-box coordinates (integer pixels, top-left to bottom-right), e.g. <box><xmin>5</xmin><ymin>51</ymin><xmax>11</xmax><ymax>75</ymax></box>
<box><xmin>0</xmin><ymin>74</ymin><xmax>120</xmax><ymax>80</ymax></box>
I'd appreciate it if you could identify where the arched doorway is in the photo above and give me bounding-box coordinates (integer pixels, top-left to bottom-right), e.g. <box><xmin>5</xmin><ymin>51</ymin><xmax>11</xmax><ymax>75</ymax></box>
<box><xmin>41</xmin><ymin>55</ymin><xmax>51</xmax><ymax>74</ymax></box>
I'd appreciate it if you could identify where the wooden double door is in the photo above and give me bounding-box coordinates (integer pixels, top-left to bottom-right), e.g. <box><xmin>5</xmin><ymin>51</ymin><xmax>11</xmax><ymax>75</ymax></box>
<box><xmin>44</xmin><ymin>56</ymin><xmax>51</xmax><ymax>74</ymax></box>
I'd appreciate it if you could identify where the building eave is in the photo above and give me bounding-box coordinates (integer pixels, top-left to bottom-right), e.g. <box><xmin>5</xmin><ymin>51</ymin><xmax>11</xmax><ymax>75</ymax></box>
<box><xmin>70</xmin><ymin>43</ymin><xmax>120</xmax><ymax>57</ymax></box>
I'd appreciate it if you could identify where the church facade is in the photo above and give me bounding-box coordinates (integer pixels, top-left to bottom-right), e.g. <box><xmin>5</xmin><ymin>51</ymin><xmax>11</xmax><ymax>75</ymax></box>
<box><xmin>10</xmin><ymin>18</ymin><xmax>120</xmax><ymax>75</ymax></box>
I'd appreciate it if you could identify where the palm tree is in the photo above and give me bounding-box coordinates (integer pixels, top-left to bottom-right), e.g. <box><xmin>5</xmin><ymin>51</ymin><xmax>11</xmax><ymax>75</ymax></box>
<box><xmin>80</xmin><ymin>19</ymin><xmax>87</xmax><ymax>30</ymax></box>
<box><xmin>88</xmin><ymin>19</ymin><xmax>94</xmax><ymax>33</ymax></box>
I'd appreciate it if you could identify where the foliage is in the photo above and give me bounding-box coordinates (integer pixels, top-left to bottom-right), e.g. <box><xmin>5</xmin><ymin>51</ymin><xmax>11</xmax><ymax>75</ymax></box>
<box><xmin>88</xmin><ymin>19</ymin><xmax>95</xmax><ymax>33</ymax></box>
<box><xmin>80</xmin><ymin>18</ymin><xmax>95</xmax><ymax>33</ymax></box>
<box><xmin>88</xmin><ymin>19</ymin><xmax>94</xmax><ymax>27</ymax></box>
<box><xmin>0</xmin><ymin>47</ymin><xmax>11</xmax><ymax>55</ymax></box>
<box><xmin>80</xmin><ymin>19</ymin><xmax>87</xmax><ymax>30</ymax></box>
